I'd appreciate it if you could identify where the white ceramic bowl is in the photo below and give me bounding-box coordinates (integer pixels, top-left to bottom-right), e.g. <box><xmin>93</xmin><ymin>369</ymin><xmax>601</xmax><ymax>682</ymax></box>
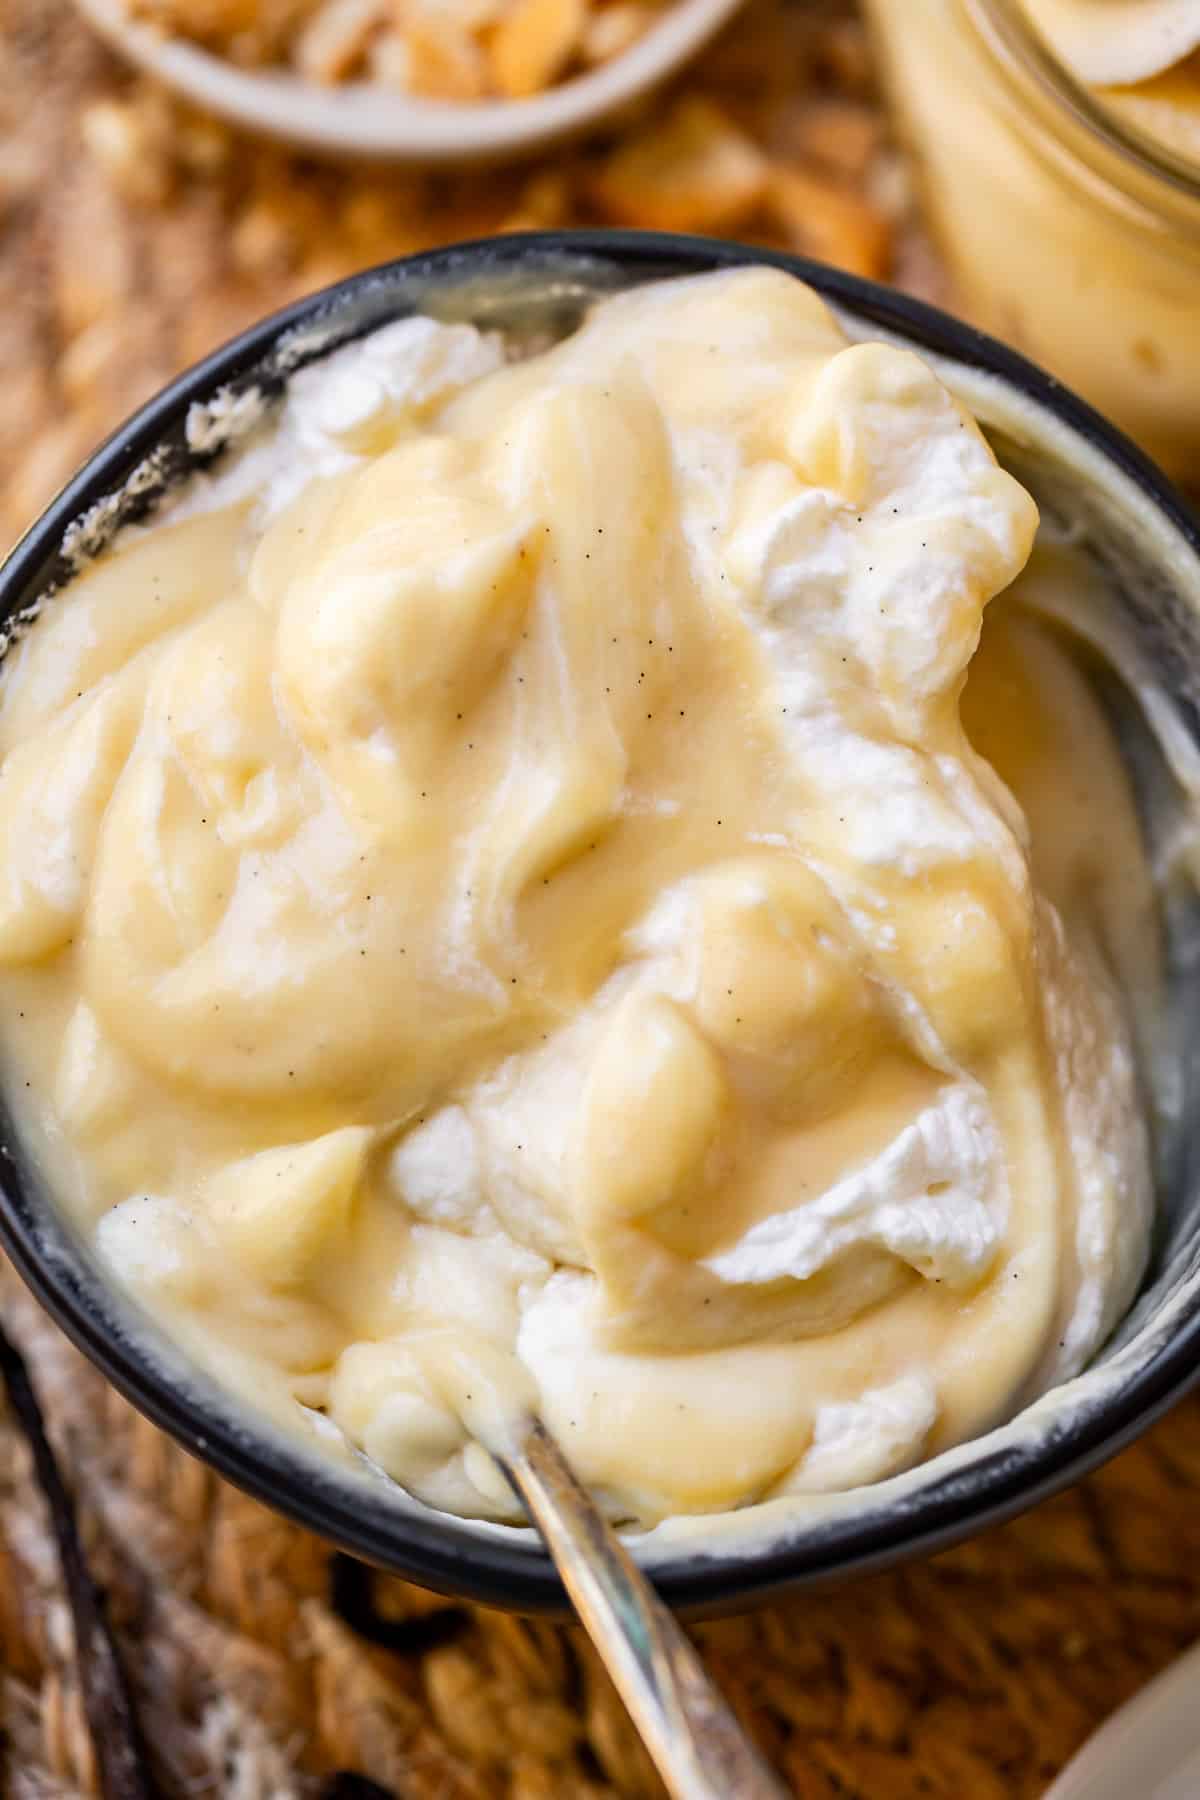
<box><xmin>1045</xmin><ymin>1638</ymin><xmax>1200</xmax><ymax>1800</ymax></box>
<box><xmin>74</xmin><ymin>0</ymin><xmax>745</xmax><ymax>160</ymax></box>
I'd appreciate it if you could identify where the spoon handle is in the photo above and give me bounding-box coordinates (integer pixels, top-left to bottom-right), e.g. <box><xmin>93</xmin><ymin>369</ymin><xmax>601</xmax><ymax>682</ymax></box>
<box><xmin>502</xmin><ymin>1419</ymin><xmax>789</xmax><ymax>1800</ymax></box>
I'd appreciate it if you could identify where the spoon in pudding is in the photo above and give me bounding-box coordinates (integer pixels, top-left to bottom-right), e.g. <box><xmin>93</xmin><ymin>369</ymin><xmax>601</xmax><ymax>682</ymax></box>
<box><xmin>498</xmin><ymin>1415</ymin><xmax>789</xmax><ymax>1800</ymax></box>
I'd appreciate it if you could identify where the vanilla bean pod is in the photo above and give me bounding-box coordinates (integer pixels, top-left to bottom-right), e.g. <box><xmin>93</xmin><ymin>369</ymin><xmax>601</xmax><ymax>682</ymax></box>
<box><xmin>0</xmin><ymin>1316</ymin><xmax>164</xmax><ymax>1800</ymax></box>
<box><xmin>329</xmin><ymin>1553</ymin><xmax>468</xmax><ymax>1655</ymax></box>
<box><xmin>320</xmin><ymin>1777</ymin><xmax>394</xmax><ymax>1799</ymax></box>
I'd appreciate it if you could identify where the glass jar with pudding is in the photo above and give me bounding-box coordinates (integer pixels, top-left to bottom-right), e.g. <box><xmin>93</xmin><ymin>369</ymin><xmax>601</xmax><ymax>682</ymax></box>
<box><xmin>864</xmin><ymin>0</ymin><xmax>1200</xmax><ymax>479</ymax></box>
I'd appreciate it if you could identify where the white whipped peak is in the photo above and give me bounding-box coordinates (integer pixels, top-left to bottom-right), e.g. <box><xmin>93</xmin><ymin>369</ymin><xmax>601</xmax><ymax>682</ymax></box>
<box><xmin>704</xmin><ymin>1086</ymin><xmax>1004</xmax><ymax>1291</ymax></box>
<box><xmin>97</xmin><ymin>1194</ymin><xmax>201</xmax><ymax>1295</ymax></box>
<box><xmin>389</xmin><ymin>1104</ymin><xmax>482</xmax><ymax>1230</ymax></box>
<box><xmin>288</xmin><ymin>317</ymin><xmax>503</xmax><ymax>456</ymax></box>
<box><xmin>785</xmin><ymin>1375</ymin><xmax>939</xmax><ymax>1493</ymax></box>
<box><xmin>175</xmin><ymin>315</ymin><xmax>504</xmax><ymax>527</ymax></box>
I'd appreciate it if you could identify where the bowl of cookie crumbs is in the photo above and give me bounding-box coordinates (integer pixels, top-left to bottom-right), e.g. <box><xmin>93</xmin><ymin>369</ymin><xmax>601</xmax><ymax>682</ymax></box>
<box><xmin>73</xmin><ymin>0</ymin><xmax>748</xmax><ymax>157</ymax></box>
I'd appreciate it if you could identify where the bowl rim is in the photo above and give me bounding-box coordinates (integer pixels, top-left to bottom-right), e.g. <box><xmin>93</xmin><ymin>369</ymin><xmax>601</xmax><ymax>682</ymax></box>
<box><xmin>2</xmin><ymin>228</ymin><xmax>1200</xmax><ymax>1617</ymax></box>
<box><xmin>72</xmin><ymin>0</ymin><xmax>746</xmax><ymax>161</ymax></box>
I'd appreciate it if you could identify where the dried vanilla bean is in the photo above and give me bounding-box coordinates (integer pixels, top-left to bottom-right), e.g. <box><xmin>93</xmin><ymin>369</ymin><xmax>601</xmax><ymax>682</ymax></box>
<box><xmin>321</xmin><ymin>1776</ymin><xmax>395</xmax><ymax>1799</ymax></box>
<box><xmin>0</xmin><ymin>1316</ymin><xmax>165</xmax><ymax>1800</ymax></box>
<box><xmin>329</xmin><ymin>1553</ymin><xmax>468</xmax><ymax>1656</ymax></box>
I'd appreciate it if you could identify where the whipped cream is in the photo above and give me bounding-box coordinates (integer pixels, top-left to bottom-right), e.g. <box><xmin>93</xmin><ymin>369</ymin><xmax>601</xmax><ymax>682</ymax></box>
<box><xmin>702</xmin><ymin>1085</ymin><xmax>1003</xmax><ymax>1291</ymax></box>
<box><xmin>177</xmin><ymin>316</ymin><xmax>506</xmax><ymax>528</ymax></box>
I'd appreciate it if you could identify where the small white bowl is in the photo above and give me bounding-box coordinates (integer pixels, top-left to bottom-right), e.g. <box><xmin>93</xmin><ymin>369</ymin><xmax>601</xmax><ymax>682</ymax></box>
<box><xmin>1044</xmin><ymin>1637</ymin><xmax>1200</xmax><ymax>1800</ymax></box>
<box><xmin>74</xmin><ymin>0</ymin><xmax>746</xmax><ymax>161</ymax></box>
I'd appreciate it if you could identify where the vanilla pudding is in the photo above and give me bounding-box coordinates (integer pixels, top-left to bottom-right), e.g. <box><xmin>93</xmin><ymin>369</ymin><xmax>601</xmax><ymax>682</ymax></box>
<box><xmin>866</xmin><ymin>0</ymin><xmax>1200</xmax><ymax>477</ymax></box>
<box><xmin>0</xmin><ymin>269</ymin><xmax>1157</xmax><ymax>1526</ymax></box>
<box><xmin>1023</xmin><ymin>0</ymin><xmax>1200</xmax><ymax>161</ymax></box>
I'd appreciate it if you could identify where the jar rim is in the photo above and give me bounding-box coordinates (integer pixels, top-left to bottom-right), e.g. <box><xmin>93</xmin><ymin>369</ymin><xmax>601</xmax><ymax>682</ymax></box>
<box><xmin>968</xmin><ymin>0</ymin><xmax>1200</xmax><ymax>208</ymax></box>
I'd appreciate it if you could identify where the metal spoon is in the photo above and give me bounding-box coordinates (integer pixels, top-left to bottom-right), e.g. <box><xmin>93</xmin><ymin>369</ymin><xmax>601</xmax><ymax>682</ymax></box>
<box><xmin>498</xmin><ymin>1416</ymin><xmax>790</xmax><ymax>1800</ymax></box>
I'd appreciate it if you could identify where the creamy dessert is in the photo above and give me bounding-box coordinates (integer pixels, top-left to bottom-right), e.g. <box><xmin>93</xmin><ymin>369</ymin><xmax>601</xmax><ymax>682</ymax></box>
<box><xmin>865</xmin><ymin>0</ymin><xmax>1200</xmax><ymax>478</ymax></box>
<box><xmin>0</xmin><ymin>269</ymin><xmax>1156</xmax><ymax>1526</ymax></box>
<box><xmin>1024</xmin><ymin>0</ymin><xmax>1200</xmax><ymax>162</ymax></box>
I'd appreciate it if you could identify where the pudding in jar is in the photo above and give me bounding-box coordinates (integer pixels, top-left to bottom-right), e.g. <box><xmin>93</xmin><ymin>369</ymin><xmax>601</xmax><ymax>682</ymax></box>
<box><xmin>1023</xmin><ymin>0</ymin><xmax>1200</xmax><ymax>164</ymax></box>
<box><xmin>866</xmin><ymin>0</ymin><xmax>1200</xmax><ymax>479</ymax></box>
<box><xmin>0</xmin><ymin>268</ymin><xmax>1158</xmax><ymax>1526</ymax></box>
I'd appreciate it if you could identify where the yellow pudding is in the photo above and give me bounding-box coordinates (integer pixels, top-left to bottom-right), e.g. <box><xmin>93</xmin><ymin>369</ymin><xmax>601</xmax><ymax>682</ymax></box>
<box><xmin>1024</xmin><ymin>0</ymin><xmax>1200</xmax><ymax>162</ymax></box>
<box><xmin>0</xmin><ymin>270</ymin><xmax>1155</xmax><ymax>1524</ymax></box>
<box><xmin>866</xmin><ymin>0</ymin><xmax>1200</xmax><ymax>479</ymax></box>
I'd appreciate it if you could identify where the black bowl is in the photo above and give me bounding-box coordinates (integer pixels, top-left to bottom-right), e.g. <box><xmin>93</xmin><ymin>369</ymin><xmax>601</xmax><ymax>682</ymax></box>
<box><xmin>2</xmin><ymin>231</ymin><xmax>1200</xmax><ymax>1617</ymax></box>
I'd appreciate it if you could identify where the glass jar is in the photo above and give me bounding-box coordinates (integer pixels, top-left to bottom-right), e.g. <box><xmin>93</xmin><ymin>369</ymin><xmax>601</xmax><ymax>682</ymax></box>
<box><xmin>865</xmin><ymin>0</ymin><xmax>1200</xmax><ymax>480</ymax></box>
